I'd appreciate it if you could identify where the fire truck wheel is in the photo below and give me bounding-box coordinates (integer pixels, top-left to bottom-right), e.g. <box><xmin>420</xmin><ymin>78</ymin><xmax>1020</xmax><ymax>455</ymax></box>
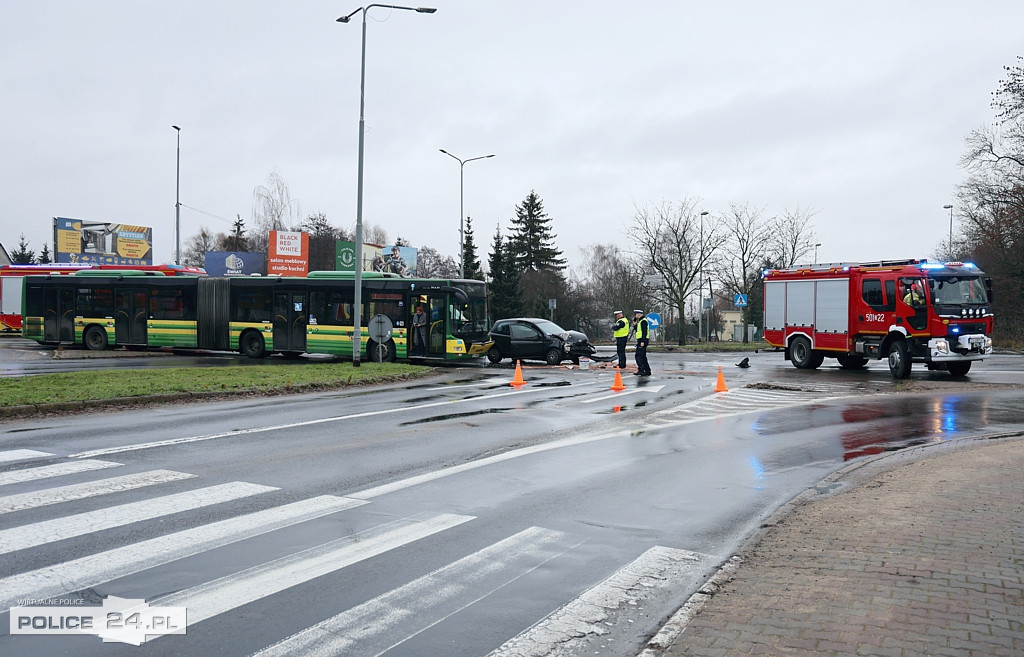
<box><xmin>790</xmin><ymin>336</ymin><xmax>822</xmax><ymax>370</ymax></box>
<box><xmin>887</xmin><ymin>340</ymin><xmax>912</xmax><ymax>379</ymax></box>
<box><xmin>837</xmin><ymin>354</ymin><xmax>868</xmax><ymax>370</ymax></box>
<box><xmin>946</xmin><ymin>361</ymin><xmax>972</xmax><ymax>377</ymax></box>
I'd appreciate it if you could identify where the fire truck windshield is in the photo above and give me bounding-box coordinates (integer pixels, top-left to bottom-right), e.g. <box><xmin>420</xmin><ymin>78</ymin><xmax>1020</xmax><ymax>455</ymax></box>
<box><xmin>930</xmin><ymin>276</ymin><xmax>987</xmax><ymax>305</ymax></box>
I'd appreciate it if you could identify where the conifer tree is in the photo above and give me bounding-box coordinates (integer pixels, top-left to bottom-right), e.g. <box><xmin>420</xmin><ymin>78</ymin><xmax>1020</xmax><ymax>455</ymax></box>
<box><xmin>11</xmin><ymin>234</ymin><xmax>35</xmax><ymax>264</ymax></box>
<box><xmin>462</xmin><ymin>216</ymin><xmax>483</xmax><ymax>281</ymax></box>
<box><xmin>487</xmin><ymin>225</ymin><xmax>521</xmax><ymax>319</ymax></box>
<box><xmin>507</xmin><ymin>191</ymin><xmax>567</xmax><ymax>272</ymax></box>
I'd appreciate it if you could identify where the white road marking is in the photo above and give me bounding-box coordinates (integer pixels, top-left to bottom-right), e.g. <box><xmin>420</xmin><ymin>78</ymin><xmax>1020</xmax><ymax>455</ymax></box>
<box><xmin>251</xmin><ymin>526</ymin><xmax>579</xmax><ymax>657</ymax></box>
<box><xmin>69</xmin><ymin>385</ymin><xmax>562</xmax><ymax>459</ymax></box>
<box><xmin>488</xmin><ymin>546</ymin><xmax>703</xmax><ymax>657</ymax></box>
<box><xmin>581</xmin><ymin>385</ymin><xmax>665</xmax><ymax>404</ymax></box>
<box><xmin>148</xmin><ymin>512</ymin><xmax>474</xmax><ymax>632</ymax></box>
<box><xmin>0</xmin><ymin>459</ymin><xmax>122</xmax><ymax>487</ymax></box>
<box><xmin>0</xmin><ymin>481</ymin><xmax>277</xmax><ymax>555</ymax></box>
<box><xmin>0</xmin><ymin>450</ymin><xmax>54</xmax><ymax>463</ymax></box>
<box><xmin>0</xmin><ymin>470</ymin><xmax>195</xmax><ymax>514</ymax></box>
<box><xmin>349</xmin><ymin>428</ymin><xmax>630</xmax><ymax>500</ymax></box>
<box><xmin>0</xmin><ymin>495</ymin><xmax>364</xmax><ymax>610</ymax></box>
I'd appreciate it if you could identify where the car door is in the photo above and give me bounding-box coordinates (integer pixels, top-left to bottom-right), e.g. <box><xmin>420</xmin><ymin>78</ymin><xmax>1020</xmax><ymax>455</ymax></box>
<box><xmin>509</xmin><ymin>321</ymin><xmax>543</xmax><ymax>360</ymax></box>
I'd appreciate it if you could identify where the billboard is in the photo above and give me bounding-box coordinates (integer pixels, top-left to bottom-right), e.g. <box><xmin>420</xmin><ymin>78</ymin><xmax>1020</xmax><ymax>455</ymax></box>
<box><xmin>267</xmin><ymin>230</ymin><xmax>309</xmax><ymax>276</ymax></box>
<box><xmin>53</xmin><ymin>217</ymin><xmax>153</xmax><ymax>265</ymax></box>
<box><xmin>335</xmin><ymin>241</ymin><xmax>417</xmax><ymax>277</ymax></box>
<box><xmin>204</xmin><ymin>251</ymin><xmax>265</xmax><ymax>277</ymax></box>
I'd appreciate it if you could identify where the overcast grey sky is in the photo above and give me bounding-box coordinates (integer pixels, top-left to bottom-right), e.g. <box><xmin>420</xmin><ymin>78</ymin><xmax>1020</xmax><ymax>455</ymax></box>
<box><xmin>2</xmin><ymin>1</ymin><xmax>1021</xmax><ymax>270</ymax></box>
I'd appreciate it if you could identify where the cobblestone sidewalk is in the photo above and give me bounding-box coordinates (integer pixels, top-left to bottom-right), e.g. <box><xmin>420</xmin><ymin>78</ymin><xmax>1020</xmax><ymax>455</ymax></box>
<box><xmin>644</xmin><ymin>436</ymin><xmax>1024</xmax><ymax>657</ymax></box>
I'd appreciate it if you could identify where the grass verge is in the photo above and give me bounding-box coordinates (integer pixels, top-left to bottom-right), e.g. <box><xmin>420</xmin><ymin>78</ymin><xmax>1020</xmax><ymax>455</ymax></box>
<box><xmin>0</xmin><ymin>362</ymin><xmax>429</xmax><ymax>410</ymax></box>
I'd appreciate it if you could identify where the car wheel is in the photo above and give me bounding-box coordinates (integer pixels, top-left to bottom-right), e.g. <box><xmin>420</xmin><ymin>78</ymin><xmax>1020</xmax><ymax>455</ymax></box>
<box><xmin>83</xmin><ymin>325</ymin><xmax>107</xmax><ymax>351</ymax></box>
<box><xmin>887</xmin><ymin>340</ymin><xmax>912</xmax><ymax>379</ymax></box>
<box><xmin>545</xmin><ymin>348</ymin><xmax>562</xmax><ymax>366</ymax></box>
<box><xmin>946</xmin><ymin>361</ymin><xmax>972</xmax><ymax>376</ymax></box>
<box><xmin>486</xmin><ymin>346</ymin><xmax>503</xmax><ymax>364</ymax></box>
<box><xmin>240</xmin><ymin>330</ymin><xmax>266</xmax><ymax>358</ymax></box>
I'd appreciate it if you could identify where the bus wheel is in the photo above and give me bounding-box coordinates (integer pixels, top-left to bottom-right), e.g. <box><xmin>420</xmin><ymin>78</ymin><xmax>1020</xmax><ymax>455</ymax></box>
<box><xmin>368</xmin><ymin>339</ymin><xmax>394</xmax><ymax>363</ymax></box>
<box><xmin>240</xmin><ymin>331</ymin><xmax>266</xmax><ymax>359</ymax></box>
<box><xmin>887</xmin><ymin>340</ymin><xmax>912</xmax><ymax>379</ymax></box>
<box><xmin>946</xmin><ymin>361</ymin><xmax>972</xmax><ymax>377</ymax></box>
<box><xmin>83</xmin><ymin>325</ymin><xmax>107</xmax><ymax>351</ymax></box>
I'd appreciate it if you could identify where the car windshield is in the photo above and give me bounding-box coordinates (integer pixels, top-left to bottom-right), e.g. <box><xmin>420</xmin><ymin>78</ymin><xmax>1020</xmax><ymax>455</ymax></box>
<box><xmin>532</xmin><ymin>320</ymin><xmax>566</xmax><ymax>335</ymax></box>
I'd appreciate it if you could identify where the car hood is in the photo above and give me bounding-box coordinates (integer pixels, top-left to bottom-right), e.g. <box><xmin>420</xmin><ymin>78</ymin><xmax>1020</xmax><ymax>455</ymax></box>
<box><xmin>557</xmin><ymin>330</ymin><xmax>591</xmax><ymax>344</ymax></box>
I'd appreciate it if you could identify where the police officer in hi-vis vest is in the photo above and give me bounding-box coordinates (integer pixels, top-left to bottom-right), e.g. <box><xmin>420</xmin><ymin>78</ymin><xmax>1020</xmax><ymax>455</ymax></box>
<box><xmin>632</xmin><ymin>309</ymin><xmax>651</xmax><ymax>376</ymax></box>
<box><xmin>612</xmin><ymin>310</ymin><xmax>629</xmax><ymax>369</ymax></box>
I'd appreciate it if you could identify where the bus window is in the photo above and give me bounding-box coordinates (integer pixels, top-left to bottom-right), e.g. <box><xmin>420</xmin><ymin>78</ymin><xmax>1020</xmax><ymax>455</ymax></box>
<box><xmin>77</xmin><ymin>287</ymin><xmax>114</xmax><ymax>317</ymax></box>
<box><xmin>322</xmin><ymin>291</ymin><xmax>353</xmax><ymax>325</ymax></box>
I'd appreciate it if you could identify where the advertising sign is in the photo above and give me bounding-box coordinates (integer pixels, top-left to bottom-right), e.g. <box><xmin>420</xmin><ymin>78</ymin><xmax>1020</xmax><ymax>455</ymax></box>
<box><xmin>53</xmin><ymin>217</ymin><xmax>153</xmax><ymax>265</ymax></box>
<box><xmin>267</xmin><ymin>231</ymin><xmax>309</xmax><ymax>276</ymax></box>
<box><xmin>336</xmin><ymin>242</ymin><xmax>417</xmax><ymax>276</ymax></box>
<box><xmin>204</xmin><ymin>251</ymin><xmax>265</xmax><ymax>277</ymax></box>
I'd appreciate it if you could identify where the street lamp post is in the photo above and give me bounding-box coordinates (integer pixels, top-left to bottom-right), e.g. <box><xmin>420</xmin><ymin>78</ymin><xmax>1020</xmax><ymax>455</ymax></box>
<box><xmin>337</xmin><ymin>4</ymin><xmax>436</xmax><ymax>367</ymax></box>
<box><xmin>439</xmin><ymin>149</ymin><xmax>494</xmax><ymax>279</ymax></box>
<box><xmin>943</xmin><ymin>204</ymin><xmax>954</xmax><ymax>260</ymax></box>
<box><xmin>172</xmin><ymin>125</ymin><xmax>181</xmax><ymax>265</ymax></box>
<box><xmin>814</xmin><ymin>242</ymin><xmax>821</xmax><ymax>263</ymax></box>
<box><xmin>697</xmin><ymin>210</ymin><xmax>709</xmax><ymax>343</ymax></box>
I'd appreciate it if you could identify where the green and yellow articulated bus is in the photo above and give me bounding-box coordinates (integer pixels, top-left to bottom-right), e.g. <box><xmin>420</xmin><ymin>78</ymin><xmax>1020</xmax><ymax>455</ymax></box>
<box><xmin>22</xmin><ymin>270</ymin><xmax>491</xmax><ymax>363</ymax></box>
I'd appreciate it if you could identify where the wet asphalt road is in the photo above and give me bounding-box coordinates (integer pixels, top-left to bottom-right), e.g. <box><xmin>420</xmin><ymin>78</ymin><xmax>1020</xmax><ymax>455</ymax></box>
<box><xmin>2</xmin><ymin>342</ymin><xmax>1024</xmax><ymax>656</ymax></box>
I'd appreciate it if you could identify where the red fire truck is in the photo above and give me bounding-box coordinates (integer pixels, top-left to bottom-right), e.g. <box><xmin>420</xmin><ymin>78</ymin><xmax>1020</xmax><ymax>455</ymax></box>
<box><xmin>762</xmin><ymin>259</ymin><xmax>994</xmax><ymax>379</ymax></box>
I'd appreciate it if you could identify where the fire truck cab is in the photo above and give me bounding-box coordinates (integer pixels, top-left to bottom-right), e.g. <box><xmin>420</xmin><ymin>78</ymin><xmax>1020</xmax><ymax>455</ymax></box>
<box><xmin>762</xmin><ymin>259</ymin><xmax>994</xmax><ymax>379</ymax></box>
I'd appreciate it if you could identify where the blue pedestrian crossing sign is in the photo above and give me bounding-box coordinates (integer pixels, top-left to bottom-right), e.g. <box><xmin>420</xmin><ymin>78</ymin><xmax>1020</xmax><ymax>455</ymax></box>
<box><xmin>734</xmin><ymin>294</ymin><xmax>748</xmax><ymax>307</ymax></box>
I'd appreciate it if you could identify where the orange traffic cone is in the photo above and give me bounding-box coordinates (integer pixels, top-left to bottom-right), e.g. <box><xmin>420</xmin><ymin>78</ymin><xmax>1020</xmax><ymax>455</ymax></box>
<box><xmin>610</xmin><ymin>367</ymin><xmax>626</xmax><ymax>391</ymax></box>
<box><xmin>714</xmin><ymin>365</ymin><xmax>729</xmax><ymax>392</ymax></box>
<box><xmin>510</xmin><ymin>360</ymin><xmax>526</xmax><ymax>387</ymax></box>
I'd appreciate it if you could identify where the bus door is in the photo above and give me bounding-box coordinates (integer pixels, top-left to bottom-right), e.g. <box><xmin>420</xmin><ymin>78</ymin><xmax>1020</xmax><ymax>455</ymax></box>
<box><xmin>116</xmin><ymin>288</ymin><xmax>149</xmax><ymax>345</ymax></box>
<box><xmin>426</xmin><ymin>294</ymin><xmax>446</xmax><ymax>357</ymax></box>
<box><xmin>44</xmin><ymin>287</ymin><xmax>75</xmax><ymax>343</ymax></box>
<box><xmin>273</xmin><ymin>291</ymin><xmax>307</xmax><ymax>353</ymax></box>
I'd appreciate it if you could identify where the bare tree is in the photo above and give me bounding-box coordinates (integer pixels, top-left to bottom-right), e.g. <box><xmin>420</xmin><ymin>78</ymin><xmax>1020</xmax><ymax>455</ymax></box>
<box><xmin>415</xmin><ymin>246</ymin><xmax>458</xmax><ymax>279</ymax></box>
<box><xmin>770</xmin><ymin>206</ymin><xmax>818</xmax><ymax>268</ymax></box>
<box><xmin>251</xmin><ymin>171</ymin><xmax>301</xmax><ymax>255</ymax></box>
<box><xmin>182</xmin><ymin>226</ymin><xmax>219</xmax><ymax>268</ymax></box>
<box><xmin>628</xmin><ymin>198</ymin><xmax>726</xmax><ymax>345</ymax></box>
<box><xmin>716</xmin><ymin>203</ymin><xmax>772</xmax><ymax>342</ymax></box>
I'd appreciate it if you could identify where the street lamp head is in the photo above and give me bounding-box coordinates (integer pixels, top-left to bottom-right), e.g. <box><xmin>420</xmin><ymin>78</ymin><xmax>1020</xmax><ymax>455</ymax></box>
<box><xmin>943</xmin><ymin>204</ymin><xmax>953</xmax><ymax>209</ymax></box>
<box><xmin>700</xmin><ymin>211</ymin><xmax>709</xmax><ymax>216</ymax></box>
<box><xmin>172</xmin><ymin>125</ymin><xmax>180</xmax><ymax>131</ymax></box>
<box><xmin>416</xmin><ymin>7</ymin><xmax>437</xmax><ymax>13</ymax></box>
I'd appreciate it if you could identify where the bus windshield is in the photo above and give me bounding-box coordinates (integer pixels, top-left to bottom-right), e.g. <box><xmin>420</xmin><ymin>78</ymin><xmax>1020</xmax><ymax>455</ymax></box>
<box><xmin>930</xmin><ymin>276</ymin><xmax>987</xmax><ymax>305</ymax></box>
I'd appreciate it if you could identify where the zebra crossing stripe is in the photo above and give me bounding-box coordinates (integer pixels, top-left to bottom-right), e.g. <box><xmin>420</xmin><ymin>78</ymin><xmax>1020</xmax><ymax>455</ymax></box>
<box><xmin>0</xmin><ymin>450</ymin><xmax>54</xmax><ymax>463</ymax></box>
<box><xmin>488</xmin><ymin>546</ymin><xmax>701</xmax><ymax>657</ymax></box>
<box><xmin>0</xmin><ymin>459</ymin><xmax>122</xmax><ymax>487</ymax></box>
<box><xmin>0</xmin><ymin>481</ymin><xmax>278</xmax><ymax>555</ymax></box>
<box><xmin>251</xmin><ymin>526</ymin><xmax>579</xmax><ymax>657</ymax></box>
<box><xmin>148</xmin><ymin>512</ymin><xmax>474</xmax><ymax>633</ymax></box>
<box><xmin>0</xmin><ymin>470</ymin><xmax>196</xmax><ymax>514</ymax></box>
<box><xmin>0</xmin><ymin>495</ymin><xmax>364</xmax><ymax>610</ymax></box>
